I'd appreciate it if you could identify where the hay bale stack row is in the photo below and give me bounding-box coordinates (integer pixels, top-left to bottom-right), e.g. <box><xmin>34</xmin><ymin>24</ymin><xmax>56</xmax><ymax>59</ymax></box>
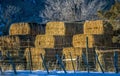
<box><xmin>24</xmin><ymin>48</ymin><xmax>62</xmax><ymax>70</ymax></box>
<box><xmin>46</xmin><ymin>21</ymin><xmax>83</xmax><ymax>36</ymax></box>
<box><xmin>73</xmin><ymin>34</ymin><xmax>112</xmax><ymax>48</ymax></box>
<box><xmin>0</xmin><ymin>35</ymin><xmax>35</xmax><ymax>50</ymax></box>
<box><xmin>35</xmin><ymin>35</ymin><xmax>72</xmax><ymax>48</ymax></box>
<box><xmin>62</xmin><ymin>47</ymin><xmax>95</xmax><ymax>71</ymax></box>
<box><xmin>96</xmin><ymin>49</ymin><xmax>120</xmax><ymax>72</ymax></box>
<box><xmin>9</xmin><ymin>22</ymin><xmax>45</xmax><ymax>35</ymax></box>
<box><xmin>63</xmin><ymin>20</ymin><xmax>113</xmax><ymax>71</ymax></box>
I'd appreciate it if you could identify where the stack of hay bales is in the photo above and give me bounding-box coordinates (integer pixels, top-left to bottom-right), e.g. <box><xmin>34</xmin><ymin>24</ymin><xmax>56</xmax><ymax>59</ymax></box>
<box><xmin>9</xmin><ymin>22</ymin><xmax>45</xmax><ymax>35</ymax></box>
<box><xmin>96</xmin><ymin>49</ymin><xmax>120</xmax><ymax>72</ymax></box>
<box><xmin>63</xmin><ymin>20</ymin><xmax>113</xmax><ymax>71</ymax></box>
<box><xmin>0</xmin><ymin>22</ymin><xmax>45</xmax><ymax>71</ymax></box>
<box><xmin>73</xmin><ymin>20</ymin><xmax>113</xmax><ymax>48</ymax></box>
<box><xmin>0</xmin><ymin>35</ymin><xmax>35</xmax><ymax>69</ymax></box>
<box><xmin>32</xmin><ymin>21</ymin><xmax>84</xmax><ymax>70</ymax></box>
<box><xmin>0</xmin><ymin>20</ymin><xmax>116</xmax><ymax>71</ymax></box>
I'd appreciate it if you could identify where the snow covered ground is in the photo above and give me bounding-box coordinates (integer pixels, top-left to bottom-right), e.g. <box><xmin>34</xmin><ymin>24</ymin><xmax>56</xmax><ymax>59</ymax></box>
<box><xmin>1</xmin><ymin>70</ymin><xmax>120</xmax><ymax>76</ymax></box>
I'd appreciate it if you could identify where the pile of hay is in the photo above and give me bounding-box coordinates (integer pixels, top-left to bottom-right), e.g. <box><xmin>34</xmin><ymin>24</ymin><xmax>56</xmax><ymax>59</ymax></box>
<box><xmin>73</xmin><ymin>34</ymin><xmax>112</xmax><ymax>48</ymax></box>
<box><xmin>0</xmin><ymin>35</ymin><xmax>35</xmax><ymax>49</ymax></box>
<box><xmin>96</xmin><ymin>49</ymin><xmax>120</xmax><ymax>72</ymax></box>
<box><xmin>35</xmin><ymin>35</ymin><xmax>72</xmax><ymax>48</ymax></box>
<box><xmin>24</xmin><ymin>48</ymin><xmax>62</xmax><ymax>70</ymax></box>
<box><xmin>0</xmin><ymin>35</ymin><xmax>35</xmax><ymax>70</ymax></box>
<box><xmin>84</xmin><ymin>20</ymin><xmax>113</xmax><ymax>34</ymax></box>
<box><xmin>9</xmin><ymin>22</ymin><xmax>45</xmax><ymax>35</ymax></box>
<box><xmin>62</xmin><ymin>47</ymin><xmax>95</xmax><ymax>71</ymax></box>
<box><xmin>46</xmin><ymin>21</ymin><xmax>84</xmax><ymax>36</ymax></box>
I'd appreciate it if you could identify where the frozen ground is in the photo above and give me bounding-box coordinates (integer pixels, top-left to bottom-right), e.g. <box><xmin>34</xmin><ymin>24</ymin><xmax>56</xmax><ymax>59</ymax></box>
<box><xmin>0</xmin><ymin>70</ymin><xmax>120</xmax><ymax>76</ymax></box>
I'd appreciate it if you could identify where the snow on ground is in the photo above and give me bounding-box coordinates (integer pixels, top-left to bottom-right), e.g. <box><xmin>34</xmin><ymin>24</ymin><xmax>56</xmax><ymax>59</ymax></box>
<box><xmin>0</xmin><ymin>70</ymin><xmax>120</xmax><ymax>76</ymax></box>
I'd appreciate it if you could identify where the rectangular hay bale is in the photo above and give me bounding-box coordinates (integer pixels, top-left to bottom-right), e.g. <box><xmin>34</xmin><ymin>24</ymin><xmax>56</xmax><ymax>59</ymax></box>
<box><xmin>84</xmin><ymin>20</ymin><xmax>113</xmax><ymax>34</ymax></box>
<box><xmin>25</xmin><ymin>48</ymin><xmax>45</xmax><ymax>70</ymax></box>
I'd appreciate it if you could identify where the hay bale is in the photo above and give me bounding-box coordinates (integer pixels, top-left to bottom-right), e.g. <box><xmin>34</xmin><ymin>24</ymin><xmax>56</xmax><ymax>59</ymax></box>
<box><xmin>0</xmin><ymin>56</ymin><xmax>26</xmax><ymax>71</ymax></box>
<box><xmin>35</xmin><ymin>35</ymin><xmax>72</xmax><ymax>48</ymax></box>
<box><xmin>9</xmin><ymin>22</ymin><xmax>45</xmax><ymax>35</ymax></box>
<box><xmin>62</xmin><ymin>47</ymin><xmax>82</xmax><ymax>71</ymax></box>
<box><xmin>62</xmin><ymin>47</ymin><xmax>95</xmax><ymax>71</ymax></box>
<box><xmin>0</xmin><ymin>35</ymin><xmax>35</xmax><ymax>49</ymax></box>
<box><xmin>96</xmin><ymin>49</ymin><xmax>120</xmax><ymax>72</ymax></box>
<box><xmin>0</xmin><ymin>49</ymin><xmax>25</xmax><ymax>57</ymax></box>
<box><xmin>63</xmin><ymin>47</ymin><xmax>82</xmax><ymax>58</ymax></box>
<box><xmin>24</xmin><ymin>48</ymin><xmax>62</xmax><ymax>70</ymax></box>
<box><xmin>25</xmin><ymin>48</ymin><xmax>45</xmax><ymax>70</ymax></box>
<box><xmin>84</xmin><ymin>20</ymin><xmax>113</xmax><ymax>34</ymax></box>
<box><xmin>73</xmin><ymin>34</ymin><xmax>112</xmax><ymax>48</ymax></box>
<box><xmin>46</xmin><ymin>21</ymin><xmax>84</xmax><ymax>36</ymax></box>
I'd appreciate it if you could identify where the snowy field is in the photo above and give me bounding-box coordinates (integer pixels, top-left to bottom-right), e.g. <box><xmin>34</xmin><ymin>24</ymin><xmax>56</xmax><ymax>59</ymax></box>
<box><xmin>0</xmin><ymin>70</ymin><xmax>120</xmax><ymax>76</ymax></box>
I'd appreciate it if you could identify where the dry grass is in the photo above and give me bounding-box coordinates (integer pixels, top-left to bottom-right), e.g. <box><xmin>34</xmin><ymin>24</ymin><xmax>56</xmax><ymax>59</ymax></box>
<box><xmin>9</xmin><ymin>22</ymin><xmax>45</xmax><ymax>35</ymax></box>
<box><xmin>35</xmin><ymin>35</ymin><xmax>72</xmax><ymax>48</ymax></box>
<box><xmin>46</xmin><ymin>21</ymin><xmax>84</xmax><ymax>36</ymax></box>
<box><xmin>73</xmin><ymin>34</ymin><xmax>112</xmax><ymax>48</ymax></box>
<box><xmin>84</xmin><ymin>20</ymin><xmax>113</xmax><ymax>34</ymax></box>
